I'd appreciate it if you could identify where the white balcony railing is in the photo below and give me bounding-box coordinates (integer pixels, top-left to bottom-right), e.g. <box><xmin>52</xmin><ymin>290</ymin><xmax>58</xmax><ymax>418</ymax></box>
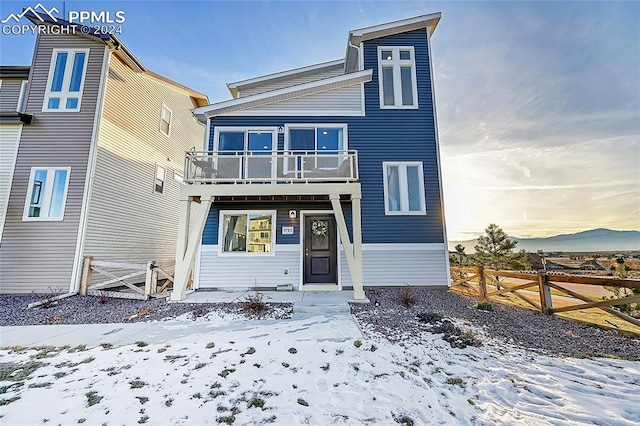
<box><xmin>184</xmin><ymin>150</ymin><xmax>359</xmax><ymax>184</ymax></box>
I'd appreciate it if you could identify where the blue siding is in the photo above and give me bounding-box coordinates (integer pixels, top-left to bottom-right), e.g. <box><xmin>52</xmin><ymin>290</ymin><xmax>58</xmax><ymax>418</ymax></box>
<box><xmin>204</xmin><ymin>28</ymin><xmax>444</xmax><ymax>245</ymax></box>
<box><xmin>203</xmin><ymin>202</ymin><xmax>352</xmax><ymax>245</ymax></box>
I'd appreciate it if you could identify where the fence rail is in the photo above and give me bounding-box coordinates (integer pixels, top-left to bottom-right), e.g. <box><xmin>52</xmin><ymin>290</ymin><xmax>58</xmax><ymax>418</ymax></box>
<box><xmin>450</xmin><ymin>266</ymin><xmax>640</xmax><ymax>330</ymax></box>
<box><xmin>80</xmin><ymin>257</ymin><xmax>179</xmax><ymax>300</ymax></box>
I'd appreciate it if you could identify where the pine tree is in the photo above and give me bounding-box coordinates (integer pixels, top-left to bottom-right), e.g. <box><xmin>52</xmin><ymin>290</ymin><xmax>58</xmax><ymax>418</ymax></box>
<box><xmin>473</xmin><ymin>224</ymin><xmax>528</xmax><ymax>270</ymax></box>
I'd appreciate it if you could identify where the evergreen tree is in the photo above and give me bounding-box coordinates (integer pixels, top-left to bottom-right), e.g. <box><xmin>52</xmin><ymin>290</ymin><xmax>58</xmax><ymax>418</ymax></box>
<box><xmin>473</xmin><ymin>224</ymin><xmax>528</xmax><ymax>270</ymax></box>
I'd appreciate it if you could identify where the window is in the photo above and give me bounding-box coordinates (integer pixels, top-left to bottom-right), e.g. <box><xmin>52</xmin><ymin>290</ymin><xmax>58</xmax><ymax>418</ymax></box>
<box><xmin>213</xmin><ymin>127</ymin><xmax>277</xmax><ymax>179</ymax></box>
<box><xmin>23</xmin><ymin>167</ymin><xmax>71</xmax><ymax>220</ymax></box>
<box><xmin>154</xmin><ymin>165</ymin><xmax>165</xmax><ymax>193</ymax></box>
<box><xmin>160</xmin><ymin>105</ymin><xmax>172</xmax><ymax>136</ymax></box>
<box><xmin>43</xmin><ymin>49</ymin><xmax>89</xmax><ymax>111</ymax></box>
<box><xmin>284</xmin><ymin>124</ymin><xmax>347</xmax><ymax>170</ymax></box>
<box><xmin>219</xmin><ymin>211</ymin><xmax>276</xmax><ymax>254</ymax></box>
<box><xmin>382</xmin><ymin>162</ymin><xmax>426</xmax><ymax>215</ymax></box>
<box><xmin>378</xmin><ymin>47</ymin><xmax>418</xmax><ymax>109</ymax></box>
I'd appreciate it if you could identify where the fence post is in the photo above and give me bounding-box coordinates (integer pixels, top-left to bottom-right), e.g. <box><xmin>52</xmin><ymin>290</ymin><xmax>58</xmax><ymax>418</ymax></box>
<box><xmin>144</xmin><ymin>261</ymin><xmax>153</xmax><ymax>300</ymax></box>
<box><xmin>478</xmin><ymin>265</ymin><xmax>488</xmax><ymax>300</ymax></box>
<box><xmin>80</xmin><ymin>256</ymin><xmax>93</xmax><ymax>296</ymax></box>
<box><xmin>537</xmin><ymin>271</ymin><xmax>553</xmax><ymax>314</ymax></box>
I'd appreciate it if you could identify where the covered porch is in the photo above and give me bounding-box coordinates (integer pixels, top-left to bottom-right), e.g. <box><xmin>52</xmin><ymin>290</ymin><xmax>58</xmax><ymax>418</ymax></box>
<box><xmin>170</xmin><ymin>154</ymin><xmax>365</xmax><ymax>300</ymax></box>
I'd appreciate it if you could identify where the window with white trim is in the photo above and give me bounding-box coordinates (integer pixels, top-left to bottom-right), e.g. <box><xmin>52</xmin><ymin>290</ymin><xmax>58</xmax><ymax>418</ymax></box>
<box><xmin>378</xmin><ymin>46</ymin><xmax>418</xmax><ymax>108</ymax></box>
<box><xmin>219</xmin><ymin>211</ymin><xmax>276</xmax><ymax>254</ymax></box>
<box><xmin>43</xmin><ymin>49</ymin><xmax>89</xmax><ymax>111</ymax></box>
<box><xmin>213</xmin><ymin>127</ymin><xmax>277</xmax><ymax>179</ymax></box>
<box><xmin>160</xmin><ymin>104</ymin><xmax>172</xmax><ymax>136</ymax></box>
<box><xmin>284</xmin><ymin>124</ymin><xmax>348</xmax><ymax>170</ymax></box>
<box><xmin>382</xmin><ymin>162</ymin><xmax>426</xmax><ymax>215</ymax></box>
<box><xmin>154</xmin><ymin>165</ymin><xmax>165</xmax><ymax>194</ymax></box>
<box><xmin>23</xmin><ymin>167</ymin><xmax>71</xmax><ymax>220</ymax></box>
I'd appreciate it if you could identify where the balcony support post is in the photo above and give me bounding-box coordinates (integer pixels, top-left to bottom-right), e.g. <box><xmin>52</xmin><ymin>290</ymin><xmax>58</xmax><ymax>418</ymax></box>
<box><xmin>170</xmin><ymin>195</ymin><xmax>213</xmax><ymax>301</ymax></box>
<box><xmin>330</xmin><ymin>194</ymin><xmax>365</xmax><ymax>300</ymax></box>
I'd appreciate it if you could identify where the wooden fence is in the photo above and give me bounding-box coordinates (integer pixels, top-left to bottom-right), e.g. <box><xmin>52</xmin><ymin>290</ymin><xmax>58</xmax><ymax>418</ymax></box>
<box><xmin>80</xmin><ymin>257</ymin><xmax>179</xmax><ymax>300</ymax></box>
<box><xmin>450</xmin><ymin>266</ymin><xmax>640</xmax><ymax>330</ymax></box>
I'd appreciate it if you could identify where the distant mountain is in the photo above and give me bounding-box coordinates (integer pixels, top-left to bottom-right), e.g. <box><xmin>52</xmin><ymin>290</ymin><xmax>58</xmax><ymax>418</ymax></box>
<box><xmin>449</xmin><ymin>228</ymin><xmax>640</xmax><ymax>253</ymax></box>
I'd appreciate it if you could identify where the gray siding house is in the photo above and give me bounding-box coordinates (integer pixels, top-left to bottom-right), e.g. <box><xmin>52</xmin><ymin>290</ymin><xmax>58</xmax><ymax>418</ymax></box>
<box><xmin>0</xmin><ymin>14</ymin><xmax>208</xmax><ymax>294</ymax></box>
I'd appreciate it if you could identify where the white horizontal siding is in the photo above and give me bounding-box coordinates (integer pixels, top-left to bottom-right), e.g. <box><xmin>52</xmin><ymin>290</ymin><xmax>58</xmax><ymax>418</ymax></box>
<box><xmin>221</xmin><ymin>85</ymin><xmax>363</xmax><ymax>117</ymax></box>
<box><xmin>198</xmin><ymin>244</ymin><xmax>301</xmax><ymax>289</ymax></box>
<box><xmin>0</xmin><ymin>124</ymin><xmax>22</xmax><ymax>243</ymax></box>
<box><xmin>340</xmin><ymin>243</ymin><xmax>449</xmax><ymax>287</ymax></box>
<box><xmin>239</xmin><ymin>67</ymin><xmax>344</xmax><ymax>98</ymax></box>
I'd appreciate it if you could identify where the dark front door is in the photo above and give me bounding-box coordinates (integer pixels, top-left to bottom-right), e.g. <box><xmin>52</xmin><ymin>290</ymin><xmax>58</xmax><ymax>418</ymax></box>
<box><xmin>304</xmin><ymin>215</ymin><xmax>337</xmax><ymax>284</ymax></box>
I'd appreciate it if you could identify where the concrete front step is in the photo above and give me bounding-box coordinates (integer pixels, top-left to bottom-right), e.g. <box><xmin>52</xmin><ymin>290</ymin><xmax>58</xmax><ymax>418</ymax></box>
<box><xmin>293</xmin><ymin>301</ymin><xmax>351</xmax><ymax>315</ymax></box>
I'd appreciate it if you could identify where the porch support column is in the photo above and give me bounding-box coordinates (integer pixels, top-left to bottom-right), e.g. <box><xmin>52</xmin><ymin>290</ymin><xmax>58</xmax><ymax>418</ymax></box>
<box><xmin>330</xmin><ymin>194</ymin><xmax>364</xmax><ymax>300</ymax></box>
<box><xmin>170</xmin><ymin>196</ymin><xmax>213</xmax><ymax>301</ymax></box>
<box><xmin>351</xmin><ymin>195</ymin><xmax>365</xmax><ymax>299</ymax></box>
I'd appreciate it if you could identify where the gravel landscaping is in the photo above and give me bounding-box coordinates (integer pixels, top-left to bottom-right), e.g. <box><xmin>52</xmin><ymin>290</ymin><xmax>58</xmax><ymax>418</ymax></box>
<box><xmin>1</xmin><ymin>288</ymin><xmax>638</xmax><ymax>361</ymax></box>
<box><xmin>351</xmin><ymin>288</ymin><xmax>640</xmax><ymax>361</ymax></box>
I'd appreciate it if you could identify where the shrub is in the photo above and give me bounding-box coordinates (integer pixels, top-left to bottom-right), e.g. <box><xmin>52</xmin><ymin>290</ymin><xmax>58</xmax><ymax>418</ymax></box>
<box><xmin>398</xmin><ymin>286</ymin><xmax>416</xmax><ymax>308</ymax></box>
<box><xmin>243</xmin><ymin>293</ymin><xmax>265</xmax><ymax>314</ymax></box>
<box><xmin>474</xmin><ymin>302</ymin><xmax>494</xmax><ymax>312</ymax></box>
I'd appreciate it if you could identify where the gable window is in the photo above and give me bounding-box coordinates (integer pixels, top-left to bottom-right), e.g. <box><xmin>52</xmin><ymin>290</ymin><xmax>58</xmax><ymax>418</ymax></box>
<box><xmin>219</xmin><ymin>211</ymin><xmax>276</xmax><ymax>255</ymax></box>
<box><xmin>160</xmin><ymin>105</ymin><xmax>172</xmax><ymax>136</ymax></box>
<box><xmin>23</xmin><ymin>167</ymin><xmax>71</xmax><ymax>220</ymax></box>
<box><xmin>378</xmin><ymin>47</ymin><xmax>418</xmax><ymax>109</ymax></box>
<box><xmin>382</xmin><ymin>162</ymin><xmax>426</xmax><ymax>215</ymax></box>
<box><xmin>154</xmin><ymin>164</ymin><xmax>165</xmax><ymax>194</ymax></box>
<box><xmin>43</xmin><ymin>49</ymin><xmax>89</xmax><ymax>111</ymax></box>
<box><xmin>285</xmin><ymin>124</ymin><xmax>347</xmax><ymax>170</ymax></box>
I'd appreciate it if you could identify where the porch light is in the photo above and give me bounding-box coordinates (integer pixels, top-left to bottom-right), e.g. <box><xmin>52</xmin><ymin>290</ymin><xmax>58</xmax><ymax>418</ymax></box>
<box><xmin>288</xmin><ymin>210</ymin><xmax>297</xmax><ymax>219</ymax></box>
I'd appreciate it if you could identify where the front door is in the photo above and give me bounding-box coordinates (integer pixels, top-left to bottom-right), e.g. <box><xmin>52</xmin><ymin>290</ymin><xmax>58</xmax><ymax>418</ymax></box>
<box><xmin>304</xmin><ymin>215</ymin><xmax>337</xmax><ymax>285</ymax></box>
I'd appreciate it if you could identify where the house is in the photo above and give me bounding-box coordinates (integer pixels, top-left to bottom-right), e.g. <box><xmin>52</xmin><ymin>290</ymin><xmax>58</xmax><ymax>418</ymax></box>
<box><xmin>0</xmin><ymin>13</ymin><xmax>208</xmax><ymax>294</ymax></box>
<box><xmin>170</xmin><ymin>13</ymin><xmax>449</xmax><ymax>301</ymax></box>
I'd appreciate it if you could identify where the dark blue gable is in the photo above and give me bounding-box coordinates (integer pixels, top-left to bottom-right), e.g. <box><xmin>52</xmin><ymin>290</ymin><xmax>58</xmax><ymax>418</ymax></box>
<box><xmin>203</xmin><ymin>28</ymin><xmax>444</xmax><ymax>245</ymax></box>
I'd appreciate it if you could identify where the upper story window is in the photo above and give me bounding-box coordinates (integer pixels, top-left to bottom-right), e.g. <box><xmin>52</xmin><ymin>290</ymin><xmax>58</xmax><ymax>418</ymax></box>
<box><xmin>160</xmin><ymin>104</ymin><xmax>172</xmax><ymax>136</ymax></box>
<box><xmin>284</xmin><ymin>124</ymin><xmax>348</xmax><ymax>170</ymax></box>
<box><xmin>23</xmin><ymin>167</ymin><xmax>71</xmax><ymax>221</ymax></box>
<box><xmin>382</xmin><ymin>162</ymin><xmax>426</xmax><ymax>215</ymax></box>
<box><xmin>219</xmin><ymin>210</ymin><xmax>276</xmax><ymax>255</ymax></box>
<box><xmin>378</xmin><ymin>47</ymin><xmax>418</xmax><ymax>109</ymax></box>
<box><xmin>43</xmin><ymin>49</ymin><xmax>89</xmax><ymax>112</ymax></box>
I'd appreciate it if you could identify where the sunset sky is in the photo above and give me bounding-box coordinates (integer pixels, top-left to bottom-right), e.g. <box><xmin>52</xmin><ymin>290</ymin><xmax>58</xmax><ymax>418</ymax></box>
<box><xmin>1</xmin><ymin>0</ymin><xmax>638</xmax><ymax>240</ymax></box>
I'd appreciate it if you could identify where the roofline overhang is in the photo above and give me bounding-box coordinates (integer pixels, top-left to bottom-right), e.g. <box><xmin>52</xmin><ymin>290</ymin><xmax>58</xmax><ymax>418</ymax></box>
<box><xmin>226</xmin><ymin>59</ymin><xmax>345</xmax><ymax>98</ymax></box>
<box><xmin>0</xmin><ymin>66</ymin><xmax>31</xmax><ymax>79</ymax></box>
<box><xmin>194</xmin><ymin>68</ymin><xmax>372</xmax><ymax>122</ymax></box>
<box><xmin>345</xmin><ymin>12</ymin><xmax>441</xmax><ymax>73</ymax></box>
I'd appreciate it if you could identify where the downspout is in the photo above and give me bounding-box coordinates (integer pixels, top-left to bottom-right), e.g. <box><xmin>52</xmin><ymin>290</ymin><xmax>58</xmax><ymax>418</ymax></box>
<box><xmin>348</xmin><ymin>41</ymin><xmax>361</xmax><ymax>72</ymax></box>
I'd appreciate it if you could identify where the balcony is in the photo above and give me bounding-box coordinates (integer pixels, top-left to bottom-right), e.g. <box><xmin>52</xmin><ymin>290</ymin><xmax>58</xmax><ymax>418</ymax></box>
<box><xmin>184</xmin><ymin>150</ymin><xmax>359</xmax><ymax>185</ymax></box>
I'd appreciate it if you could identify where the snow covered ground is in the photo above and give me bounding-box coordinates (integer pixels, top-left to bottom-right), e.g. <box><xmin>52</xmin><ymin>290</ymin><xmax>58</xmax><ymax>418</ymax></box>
<box><xmin>1</xmin><ymin>314</ymin><xmax>639</xmax><ymax>425</ymax></box>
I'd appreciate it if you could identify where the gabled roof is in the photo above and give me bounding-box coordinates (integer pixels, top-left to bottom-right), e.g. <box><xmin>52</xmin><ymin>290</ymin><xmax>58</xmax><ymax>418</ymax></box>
<box><xmin>345</xmin><ymin>13</ymin><xmax>441</xmax><ymax>73</ymax></box>
<box><xmin>193</xmin><ymin>69</ymin><xmax>372</xmax><ymax>121</ymax></box>
<box><xmin>23</xmin><ymin>11</ymin><xmax>208</xmax><ymax>106</ymax></box>
<box><xmin>227</xmin><ymin>59</ymin><xmax>345</xmax><ymax>98</ymax></box>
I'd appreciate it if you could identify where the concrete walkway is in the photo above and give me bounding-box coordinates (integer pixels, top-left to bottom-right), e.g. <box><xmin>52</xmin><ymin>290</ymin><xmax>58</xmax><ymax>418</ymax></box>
<box><xmin>0</xmin><ymin>291</ymin><xmax>369</xmax><ymax>348</ymax></box>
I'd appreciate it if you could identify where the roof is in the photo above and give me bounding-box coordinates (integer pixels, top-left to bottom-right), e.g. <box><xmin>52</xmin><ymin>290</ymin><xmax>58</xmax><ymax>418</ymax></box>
<box><xmin>0</xmin><ymin>66</ymin><xmax>30</xmax><ymax>79</ymax></box>
<box><xmin>193</xmin><ymin>69</ymin><xmax>372</xmax><ymax>121</ymax></box>
<box><xmin>345</xmin><ymin>13</ymin><xmax>441</xmax><ymax>72</ymax></box>
<box><xmin>23</xmin><ymin>11</ymin><xmax>208</xmax><ymax>106</ymax></box>
<box><xmin>226</xmin><ymin>59</ymin><xmax>345</xmax><ymax>99</ymax></box>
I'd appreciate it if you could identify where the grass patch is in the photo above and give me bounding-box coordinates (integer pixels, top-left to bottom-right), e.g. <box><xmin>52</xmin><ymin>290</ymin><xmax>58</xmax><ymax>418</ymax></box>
<box><xmin>135</xmin><ymin>341</ymin><xmax>148</xmax><ymax>348</ymax></box>
<box><xmin>206</xmin><ymin>342</ymin><xmax>216</xmax><ymax>349</ymax></box>
<box><xmin>194</xmin><ymin>362</ymin><xmax>207</xmax><ymax>370</ymax></box>
<box><xmin>247</xmin><ymin>394</ymin><xmax>265</xmax><ymax>409</ymax></box>
<box><xmin>474</xmin><ymin>302</ymin><xmax>494</xmax><ymax>312</ymax></box>
<box><xmin>0</xmin><ymin>361</ymin><xmax>45</xmax><ymax>381</ymax></box>
<box><xmin>136</xmin><ymin>396</ymin><xmax>149</xmax><ymax>405</ymax></box>
<box><xmin>446</xmin><ymin>377</ymin><xmax>465</xmax><ymax>387</ymax></box>
<box><xmin>85</xmin><ymin>391</ymin><xmax>103</xmax><ymax>407</ymax></box>
<box><xmin>297</xmin><ymin>398</ymin><xmax>309</xmax><ymax>407</ymax></box>
<box><xmin>129</xmin><ymin>380</ymin><xmax>146</xmax><ymax>389</ymax></box>
<box><xmin>288</xmin><ymin>347</ymin><xmax>297</xmax><ymax>354</ymax></box>
<box><xmin>216</xmin><ymin>415</ymin><xmax>236</xmax><ymax>424</ymax></box>
<box><xmin>28</xmin><ymin>382</ymin><xmax>53</xmax><ymax>388</ymax></box>
<box><xmin>0</xmin><ymin>396</ymin><xmax>20</xmax><ymax>406</ymax></box>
